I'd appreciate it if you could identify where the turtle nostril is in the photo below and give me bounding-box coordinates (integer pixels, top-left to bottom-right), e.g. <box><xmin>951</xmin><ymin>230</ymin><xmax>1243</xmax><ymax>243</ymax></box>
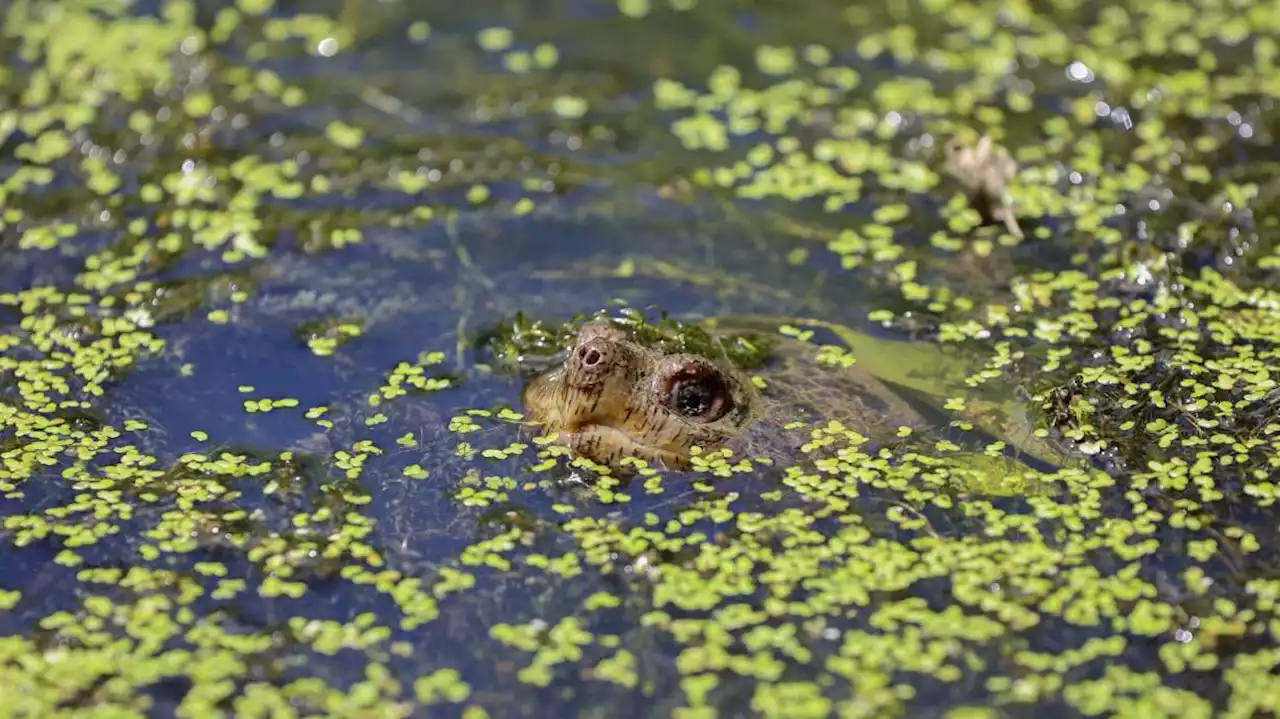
<box><xmin>579</xmin><ymin>347</ymin><xmax>602</xmax><ymax>367</ymax></box>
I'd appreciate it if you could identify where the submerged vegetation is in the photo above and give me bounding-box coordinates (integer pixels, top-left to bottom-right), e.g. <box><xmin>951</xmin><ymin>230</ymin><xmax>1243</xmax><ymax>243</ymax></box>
<box><xmin>4</xmin><ymin>0</ymin><xmax>1280</xmax><ymax>716</ymax></box>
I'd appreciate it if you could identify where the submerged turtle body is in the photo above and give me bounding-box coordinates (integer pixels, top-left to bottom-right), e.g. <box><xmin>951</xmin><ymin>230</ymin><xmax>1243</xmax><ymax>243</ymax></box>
<box><xmin>127</xmin><ymin>186</ymin><xmax>1064</xmax><ymax>477</ymax></box>
<box><xmin>522</xmin><ymin>317</ymin><xmax>938</xmax><ymax>470</ymax></box>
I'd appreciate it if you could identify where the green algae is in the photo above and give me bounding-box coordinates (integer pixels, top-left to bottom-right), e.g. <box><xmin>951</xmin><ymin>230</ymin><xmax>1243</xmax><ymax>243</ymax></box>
<box><xmin>5</xmin><ymin>0</ymin><xmax>1280</xmax><ymax>717</ymax></box>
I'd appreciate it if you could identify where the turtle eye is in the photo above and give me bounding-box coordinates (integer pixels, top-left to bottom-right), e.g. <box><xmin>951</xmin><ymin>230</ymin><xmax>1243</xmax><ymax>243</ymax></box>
<box><xmin>659</xmin><ymin>362</ymin><xmax>731</xmax><ymax>423</ymax></box>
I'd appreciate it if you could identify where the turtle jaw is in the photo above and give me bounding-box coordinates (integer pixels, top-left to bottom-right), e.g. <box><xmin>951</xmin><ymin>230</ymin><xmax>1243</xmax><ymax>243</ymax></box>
<box><xmin>523</xmin><ymin>372</ymin><xmax>696</xmax><ymax>470</ymax></box>
<box><xmin>558</xmin><ymin>423</ymin><xmax>692</xmax><ymax>471</ymax></box>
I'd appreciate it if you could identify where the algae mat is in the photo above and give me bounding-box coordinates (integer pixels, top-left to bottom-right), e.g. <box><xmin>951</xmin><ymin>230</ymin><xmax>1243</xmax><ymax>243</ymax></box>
<box><xmin>4</xmin><ymin>0</ymin><xmax>1280</xmax><ymax>717</ymax></box>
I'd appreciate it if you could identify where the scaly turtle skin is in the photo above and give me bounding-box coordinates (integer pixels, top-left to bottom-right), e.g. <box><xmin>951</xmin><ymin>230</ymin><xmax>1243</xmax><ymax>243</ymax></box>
<box><xmin>522</xmin><ymin>320</ymin><xmax>762</xmax><ymax>469</ymax></box>
<box><xmin>522</xmin><ymin>317</ymin><xmax>946</xmax><ymax>471</ymax></box>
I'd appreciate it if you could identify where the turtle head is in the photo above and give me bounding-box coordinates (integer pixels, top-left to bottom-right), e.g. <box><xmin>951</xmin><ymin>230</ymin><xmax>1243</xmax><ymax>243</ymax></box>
<box><xmin>522</xmin><ymin>320</ymin><xmax>760</xmax><ymax>470</ymax></box>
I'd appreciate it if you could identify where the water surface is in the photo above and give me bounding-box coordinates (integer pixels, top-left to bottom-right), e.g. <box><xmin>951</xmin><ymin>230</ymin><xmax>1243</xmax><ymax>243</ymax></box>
<box><xmin>3</xmin><ymin>1</ymin><xmax>1280</xmax><ymax>717</ymax></box>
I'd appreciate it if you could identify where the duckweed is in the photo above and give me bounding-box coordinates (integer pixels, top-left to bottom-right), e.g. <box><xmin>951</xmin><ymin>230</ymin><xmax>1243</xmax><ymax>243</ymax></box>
<box><xmin>6</xmin><ymin>0</ymin><xmax>1280</xmax><ymax>716</ymax></box>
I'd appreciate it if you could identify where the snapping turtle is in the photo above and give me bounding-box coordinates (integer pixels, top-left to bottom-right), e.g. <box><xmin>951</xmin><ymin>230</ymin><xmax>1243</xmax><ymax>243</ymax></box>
<box><xmin>108</xmin><ymin>171</ymin><xmax>1068</xmax><ymax>484</ymax></box>
<box><xmin>520</xmin><ymin>310</ymin><xmax>1072</xmax><ymax>473</ymax></box>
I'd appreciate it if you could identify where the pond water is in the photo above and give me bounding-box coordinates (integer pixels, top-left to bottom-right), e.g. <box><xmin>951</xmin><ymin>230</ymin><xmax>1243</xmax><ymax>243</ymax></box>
<box><xmin>4</xmin><ymin>0</ymin><xmax>1280</xmax><ymax>717</ymax></box>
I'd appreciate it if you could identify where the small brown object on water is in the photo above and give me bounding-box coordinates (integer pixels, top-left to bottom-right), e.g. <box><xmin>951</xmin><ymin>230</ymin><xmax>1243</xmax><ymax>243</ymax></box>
<box><xmin>943</xmin><ymin>133</ymin><xmax>1024</xmax><ymax>238</ymax></box>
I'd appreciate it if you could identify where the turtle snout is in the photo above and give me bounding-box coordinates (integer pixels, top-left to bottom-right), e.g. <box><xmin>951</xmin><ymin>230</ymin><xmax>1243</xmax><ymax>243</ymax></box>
<box><xmin>565</xmin><ymin>338</ymin><xmax>615</xmax><ymax>388</ymax></box>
